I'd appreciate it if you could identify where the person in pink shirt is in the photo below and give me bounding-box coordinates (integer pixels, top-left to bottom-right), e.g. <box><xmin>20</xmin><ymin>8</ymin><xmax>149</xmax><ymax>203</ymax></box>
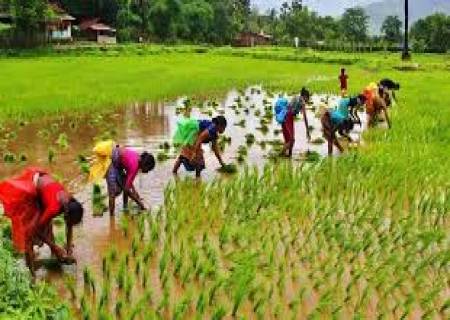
<box><xmin>106</xmin><ymin>145</ymin><xmax>155</xmax><ymax>215</ymax></box>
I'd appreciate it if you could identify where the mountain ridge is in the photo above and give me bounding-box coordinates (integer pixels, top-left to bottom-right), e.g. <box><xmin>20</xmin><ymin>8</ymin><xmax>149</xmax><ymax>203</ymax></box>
<box><xmin>363</xmin><ymin>0</ymin><xmax>450</xmax><ymax>34</ymax></box>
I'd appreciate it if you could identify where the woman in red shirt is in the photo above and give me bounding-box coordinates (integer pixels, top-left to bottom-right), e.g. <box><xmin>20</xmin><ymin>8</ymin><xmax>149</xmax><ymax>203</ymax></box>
<box><xmin>0</xmin><ymin>167</ymin><xmax>83</xmax><ymax>276</ymax></box>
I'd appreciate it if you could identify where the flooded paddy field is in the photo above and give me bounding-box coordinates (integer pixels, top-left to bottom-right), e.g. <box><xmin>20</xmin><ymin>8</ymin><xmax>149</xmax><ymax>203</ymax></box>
<box><xmin>1</xmin><ymin>87</ymin><xmax>447</xmax><ymax>320</ymax></box>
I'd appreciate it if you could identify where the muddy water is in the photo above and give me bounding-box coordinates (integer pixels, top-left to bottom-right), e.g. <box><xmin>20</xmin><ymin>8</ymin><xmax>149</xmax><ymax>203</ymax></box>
<box><xmin>0</xmin><ymin>87</ymin><xmax>368</xmax><ymax>317</ymax></box>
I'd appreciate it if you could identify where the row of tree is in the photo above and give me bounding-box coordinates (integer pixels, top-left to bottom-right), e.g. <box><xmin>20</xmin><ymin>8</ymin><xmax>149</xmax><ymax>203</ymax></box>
<box><xmin>1</xmin><ymin>0</ymin><xmax>449</xmax><ymax>52</ymax></box>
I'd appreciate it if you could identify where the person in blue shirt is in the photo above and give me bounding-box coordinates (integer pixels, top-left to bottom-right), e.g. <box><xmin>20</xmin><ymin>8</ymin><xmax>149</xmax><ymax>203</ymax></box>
<box><xmin>173</xmin><ymin>116</ymin><xmax>227</xmax><ymax>177</ymax></box>
<box><xmin>275</xmin><ymin>88</ymin><xmax>311</xmax><ymax>157</ymax></box>
<box><xmin>321</xmin><ymin>95</ymin><xmax>365</xmax><ymax>155</ymax></box>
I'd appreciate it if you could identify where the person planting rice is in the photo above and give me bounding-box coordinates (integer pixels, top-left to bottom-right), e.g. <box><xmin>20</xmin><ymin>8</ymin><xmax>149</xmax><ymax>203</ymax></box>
<box><xmin>172</xmin><ymin>116</ymin><xmax>227</xmax><ymax>177</ymax></box>
<box><xmin>320</xmin><ymin>95</ymin><xmax>365</xmax><ymax>155</ymax></box>
<box><xmin>379</xmin><ymin>78</ymin><xmax>400</xmax><ymax>105</ymax></box>
<box><xmin>338</xmin><ymin>94</ymin><xmax>366</xmax><ymax>126</ymax></box>
<box><xmin>89</xmin><ymin>140</ymin><xmax>155</xmax><ymax>215</ymax></box>
<box><xmin>0</xmin><ymin>167</ymin><xmax>84</xmax><ymax>276</ymax></box>
<box><xmin>274</xmin><ymin>88</ymin><xmax>311</xmax><ymax>157</ymax></box>
<box><xmin>363</xmin><ymin>83</ymin><xmax>392</xmax><ymax>128</ymax></box>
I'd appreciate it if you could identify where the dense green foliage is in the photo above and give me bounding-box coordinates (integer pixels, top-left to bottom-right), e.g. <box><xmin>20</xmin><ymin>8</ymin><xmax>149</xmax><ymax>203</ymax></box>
<box><xmin>0</xmin><ymin>220</ymin><xmax>70</xmax><ymax>319</ymax></box>
<box><xmin>1</xmin><ymin>0</ymin><xmax>449</xmax><ymax>52</ymax></box>
<box><xmin>411</xmin><ymin>13</ymin><xmax>450</xmax><ymax>53</ymax></box>
<box><xmin>381</xmin><ymin>15</ymin><xmax>403</xmax><ymax>44</ymax></box>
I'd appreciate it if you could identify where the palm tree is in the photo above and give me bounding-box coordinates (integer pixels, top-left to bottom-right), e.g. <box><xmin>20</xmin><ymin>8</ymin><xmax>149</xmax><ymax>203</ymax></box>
<box><xmin>402</xmin><ymin>0</ymin><xmax>411</xmax><ymax>59</ymax></box>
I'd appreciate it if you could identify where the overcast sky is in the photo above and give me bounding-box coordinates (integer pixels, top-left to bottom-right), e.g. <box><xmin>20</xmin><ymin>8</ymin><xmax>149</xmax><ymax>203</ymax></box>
<box><xmin>252</xmin><ymin>0</ymin><xmax>378</xmax><ymax>16</ymax></box>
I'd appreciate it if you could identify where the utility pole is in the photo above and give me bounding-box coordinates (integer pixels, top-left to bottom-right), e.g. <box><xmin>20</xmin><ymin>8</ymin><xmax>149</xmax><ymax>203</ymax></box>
<box><xmin>402</xmin><ymin>0</ymin><xmax>411</xmax><ymax>60</ymax></box>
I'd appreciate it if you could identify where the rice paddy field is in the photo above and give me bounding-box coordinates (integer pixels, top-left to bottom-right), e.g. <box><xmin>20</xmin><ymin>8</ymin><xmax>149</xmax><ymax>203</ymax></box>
<box><xmin>0</xmin><ymin>46</ymin><xmax>449</xmax><ymax>319</ymax></box>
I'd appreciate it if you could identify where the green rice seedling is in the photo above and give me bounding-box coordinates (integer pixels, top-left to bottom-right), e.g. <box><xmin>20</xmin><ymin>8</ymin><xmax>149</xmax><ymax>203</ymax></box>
<box><xmin>237</xmin><ymin>154</ymin><xmax>245</xmax><ymax>163</ymax></box>
<box><xmin>80</xmin><ymin>295</ymin><xmax>91</xmax><ymax>320</ymax></box>
<box><xmin>142</xmin><ymin>268</ymin><xmax>149</xmax><ymax>287</ymax></box>
<box><xmin>196</xmin><ymin>291</ymin><xmax>207</xmax><ymax>316</ymax></box>
<box><xmin>159</xmin><ymin>249</ymin><xmax>169</xmax><ymax>278</ymax></box>
<box><xmin>157</xmin><ymin>151</ymin><xmax>170</xmax><ymax>162</ymax></box>
<box><xmin>119</xmin><ymin>214</ymin><xmax>129</xmax><ymax>237</ymax></box>
<box><xmin>107</xmin><ymin>245</ymin><xmax>118</xmax><ymax>262</ymax></box>
<box><xmin>92</xmin><ymin>184</ymin><xmax>107</xmax><ymax>217</ymax></box>
<box><xmin>131</xmin><ymin>236</ymin><xmax>139</xmax><ymax>257</ymax></box>
<box><xmin>254</xmin><ymin>109</ymin><xmax>261</xmax><ymax>117</ymax></box>
<box><xmin>217</xmin><ymin>163</ymin><xmax>237</xmax><ymax>174</ymax></box>
<box><xmin>157</xmin><ymin>287</ymin><xmax>170</xmax><ymax>313</ymax></box>
<box><xmin>83</xmin><ymin>266</ymin><xmax>96</xmax><ymax>295</ymax></box>
<box><xmin>115</xmin><ymin>299</ymin><xmax>124</xmax><ymax>318</ymax></box>
<box><xmin>125</xmin><ymin>275</ymin><xmax>134</xmax><ymax>301</ymax></box>
<box><xmin>56</xmin><ymin>133</ymin><xmax>69</xmax><ymax>149</ymax></box>
<box><xmin>234</xmin><ymin>119</ymin><xmax>246</xmax><ymax>128</ymax></box>
<box><xmin>173</xmin><ymin>253</ymin><xmax>183</xmax><ymax>278</ymax></box>
<box><xmin>300</xmin><ymin>150</ymin><xmax>321</xmax><ymax>162</ymax></box>
<box><xmin>208</xmin><ymin>278</ymin><xmax>225</xmax><ymax>306</ymax></box>
<box><xmin>237</xmin><ymin>145</ymin><xmax>247</xmax><ymax>157</ymax></box>
<box><xmin>102</xmin><ymin>256</ymin><xmax>110</xmax><ymax>279</ymax></box>
<box><xmin>116</xmin><ymin>260</ymin><xmax>126</xmax><ymax>290</ymax></box>
<box><xmin>181</xmin><ymin>265</ymin><xmax>193</xmax><ymax>286</ymax></box>
<box><xmin>143</xmin><ymin>242</ymin><xmax>155</xmax><ymax>264</ymax></box>
<box><xmin>219</xmin><ymin>224</ymin><xmax>230</xmax><ymax>249</ymax></box>
<box><xmin>98</xmin><ymin>281</ymin><xmax>110</xmax><ymax>311</ymax></box>
<box><xmin>256</xmin><ymin>124</ymin><xmax>269</xmax><ymax>134</ymax></box>
<box><xmin>173</xmin><ymin>295</ymin><xmax>191</xmax><ymax>320</ymax></box>
<box><xmin>135</xmin><ymin>257</ymin><xmax>141</xmax><ymax>276</ymax></box>
<box><xmin>3</xmin><ymin>151</ymin><xmax>16</xmax><ymax>163</ymax></box>
<box><xmin>47</xmin><ymin>148</ymin><xmax>55</xmax><ymax>163</ymax></box>
<box><xmin>150</xmin><ymin>220</ymin><xmax>159</xmax><ymax>241</ymax></box>
<box><xmin>310</xmin><ymin>137</ymin><xmax>325</xmax><ymax>145</ymax></box>
<box><xmin>211</xmin><ymin>306</ymin><xmax>226</xmax><ymax>320</ymax></box>
<box><xmin>245</xmin><ymin>133</ymin><xmax>255</xmax><ymax>145</ymax></box>
<box><xmin>18</xmin><ymin>153</ymin><xmax>27</xmax><ymax>162</ymax></box>
<box><xmin>63</xmin><ymin>275</ymin><xmax>76</xmax><ymax>300</ymax></box>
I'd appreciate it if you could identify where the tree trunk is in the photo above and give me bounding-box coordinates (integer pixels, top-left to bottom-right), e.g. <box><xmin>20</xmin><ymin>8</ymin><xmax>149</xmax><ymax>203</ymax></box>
<box><xmin>402</xmin><ymin>0</ymin><xmax>411</xmax><ymax>60</ymax></box>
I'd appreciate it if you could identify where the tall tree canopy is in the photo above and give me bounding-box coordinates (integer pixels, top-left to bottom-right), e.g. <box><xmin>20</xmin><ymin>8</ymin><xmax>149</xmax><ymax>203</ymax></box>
<box><xmin>411</xmin><ymin>13</ymin><xmax>450</xmax><ymax>53</ymax></box>
<box><xmin>381</xmin><ymin>15</ymin><xmax>402</xmax><ymax>43</ymax></box>
<box><xmin>340</xmin><ymin>7</ymin><xmax>369</xmax><ymax>42</ymax></box>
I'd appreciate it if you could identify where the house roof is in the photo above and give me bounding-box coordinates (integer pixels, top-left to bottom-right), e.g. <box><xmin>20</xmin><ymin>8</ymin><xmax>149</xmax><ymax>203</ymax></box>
<box><xmin>237</xmin><ymin>31</ymin><xmax>273</xmax><ymax>40</ymax></box>
<box><xmin>79</xmin><ymin>18</ymin><xmax>116</xmax><ymax>32</ymax></box>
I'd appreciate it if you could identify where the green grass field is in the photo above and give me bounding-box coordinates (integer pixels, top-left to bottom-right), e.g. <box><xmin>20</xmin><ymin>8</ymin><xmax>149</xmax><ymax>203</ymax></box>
<box><xmin>0</xmin><ymin>47</ymin><xmax>449</xmax><ymax>319</ymax></box>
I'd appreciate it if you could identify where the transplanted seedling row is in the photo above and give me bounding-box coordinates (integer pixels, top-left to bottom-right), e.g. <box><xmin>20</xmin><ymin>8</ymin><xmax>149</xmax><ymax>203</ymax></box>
<box><xmin>68</xmin><ymin>163</ymin><xmax>449</xmax><ymax>319</ymax></box>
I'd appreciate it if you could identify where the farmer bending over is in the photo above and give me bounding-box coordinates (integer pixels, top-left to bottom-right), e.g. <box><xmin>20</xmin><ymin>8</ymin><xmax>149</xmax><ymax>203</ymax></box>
<box><xmin>0</xmin><ymin>167</ymin><xmax>84</xmax><ymax>276</ymax></box>
<box><xmin>320</xmin><ymin>95</ymin><xmax>365</xmax><ymax>155</ymax></box>
<box><xmin>173</xmin><ymin>116</ymin><xmax>227</xmax><ymax>177</ymax></box>
<box><xmin>363</xmin><ymin>84</ymin><xmax>392</xmax><ymax>128</ymax></box>
<box><xmin>379</xmin><ymin>78</ymin><xmax>400</xmax><ymax>106</ymax></box>
<box><xmin>275</xmin><ymin>88</ymin><xmax>311</xmax><ymax>157</ymax></box>
<box><xmin>89</xmin><ymin>141</ymin><xmax>155</xmax><ymax>215</ymax></box>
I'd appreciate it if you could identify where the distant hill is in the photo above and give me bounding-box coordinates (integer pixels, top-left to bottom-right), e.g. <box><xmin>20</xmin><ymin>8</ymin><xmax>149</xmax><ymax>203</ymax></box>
<box><xmin>363</xmin><ymin>0</ymin><xmax>450</xmax><ymax>34</ymax></box>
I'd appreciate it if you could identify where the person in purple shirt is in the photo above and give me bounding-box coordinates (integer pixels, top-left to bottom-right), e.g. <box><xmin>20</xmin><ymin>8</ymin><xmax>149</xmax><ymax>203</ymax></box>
<box><xmin>107</xmin><ymin>146</ymin><xmax>155</xmax><ymax>215</ymax></box>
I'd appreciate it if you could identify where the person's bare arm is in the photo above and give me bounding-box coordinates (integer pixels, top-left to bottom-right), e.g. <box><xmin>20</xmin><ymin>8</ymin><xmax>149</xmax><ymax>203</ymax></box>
<box><xmin>36</xmin><ymin>229</ymin><xmax>71</xmax><ymax>261</ymax></box>
<box><xmin>211</xmin><ymin>141</ymin><xmax>225</xmax><ymax>167</ymax></box>
<box><xmin>331</xmin><ymin>125</ymin><xmax>344</xmax><ymax>152</ymax></box>
<box><xmin>25</xmin><ymin>241</ymin><xmax>36</xmax><ymax>276</ymax></box>
<box><xmin>123</xmin><ymin>185</ymin><xmax>145</xmax><ymax>210</ymax></box>
<box><xmin>302</xmin><ymin>107</ymin><xmax>311</xmax><ymax>141</ymax></box>
<box><xmin>65</xmin><ymin>223</ymin><xmax>73</xmax><ymax>256</ymax></box>
<box><xmin>193</xmin><ymin>131</ymin><xmax>210</xmax><ymax>155</ymax></box>
<box><xmin>383</xmin><ymin>107</ymin><xmax>391</xmax><ymax>129</ymax></box>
